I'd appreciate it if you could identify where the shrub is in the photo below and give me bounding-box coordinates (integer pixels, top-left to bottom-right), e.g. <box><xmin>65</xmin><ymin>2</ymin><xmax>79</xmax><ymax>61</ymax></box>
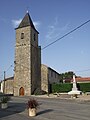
<box><xmin>27</xmin><ymin>98</ymin><xmax>39</xmax><ymax>109</ymax></box>
<box><xmin>1</xmin><ymin>96</ymin><xmax>10</xmax><ymax>103</ymax></box>
<box><xmin>34</xmin><ymin>88</ymin><xmax>47</xmax><ymax>95</ymax></box>
<box><xmin>78</xmin><ymin>83</ymin><xmax>90</xmax><ymax>92</ymax></box>
<box><xmin>51</xmin><ymin>83</ymin><xmax>90</xmax><ymax>93</ymax></box>
<box><xmin>52</xmin><ymin>83</ymin><xmax>72</xmax><ymax>93</ymax></box>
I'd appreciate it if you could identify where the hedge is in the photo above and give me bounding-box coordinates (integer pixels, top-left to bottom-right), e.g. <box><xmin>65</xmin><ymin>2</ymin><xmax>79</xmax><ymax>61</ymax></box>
<box><xmin>51</xmin><ymin>83</ymin><xmax>90</xmax><ymax>93</ymax></box>
<box><xmin>52</xmin><ymin>83</ymin><xmax>72</xmax><ymax>93</ymax></box>
<box><xmin>77</xmin><ymin>83</ymin><xmax>90</xmax><ymax>92</ymax></box>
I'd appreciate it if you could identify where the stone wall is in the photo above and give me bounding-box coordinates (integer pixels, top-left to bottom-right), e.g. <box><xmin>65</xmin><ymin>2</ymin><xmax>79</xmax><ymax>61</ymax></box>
<box><xmin>1</xmin><ymin>77</ymin><xmax>14</xmax><ymax>94</ymax></box>
<box><xmin>14</xmin><ymin>26</ymin><xmax>32</xmax><ymax>96</ymax></box>
<box><xmin>14</xmin><ymin>24</ymin><xmax>41</xmax><ymax>96</ymax></box>
<box><xmin>31</xmin><ymin>28</ymin><xmax>41</xmax><ymax>93</ymax></box>
<box><xmin>41</xmin><ymin>64</ymin><xmax>49</xmax><ymax>92</ymax></box>
<box><xmin>48</xmin><ymin>67</ymin><xmax>60</xmax><ymax>84</ymax></box>
<box><xmin>41</xmin><ymin>64</ymin><xmax>60</xmax><ymax>93</ymax></box>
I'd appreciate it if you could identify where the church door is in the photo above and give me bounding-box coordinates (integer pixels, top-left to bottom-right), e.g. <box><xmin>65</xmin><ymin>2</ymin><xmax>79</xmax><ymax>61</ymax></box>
<box><xmin>19</xmin><ymin>87</ymin><xmax>24</xmax><ymax>96</ymax></box>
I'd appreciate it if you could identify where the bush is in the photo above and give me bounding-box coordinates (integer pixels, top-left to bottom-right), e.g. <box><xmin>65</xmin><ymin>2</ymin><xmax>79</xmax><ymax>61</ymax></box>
<box><xmin>51</xmin><ymin>83</ymin><xmax>90</xmax><ymax>93</ymax></box>
<box><xmin>0</xmin><ymin>96</ymin><xmax>10</xmax><ymax>103</ymax></box>
<box><xmin>27</xmin><ymin>98</ymin><xmax>39</xmax><ymax>109</ymax></box>
<box><xmin>77</xmin><ymin>83</ymin><xmax>90</xmax><ymax>92</ymax></box>
<box><xmin>52</xmin><ymin>83</ymin><xmax>72</xmax><ymax>93</ymax></box>
<box><xmin>34</xmin><ymin>88</ymin><xmax>47</xmax><ymax>95</ymax></box>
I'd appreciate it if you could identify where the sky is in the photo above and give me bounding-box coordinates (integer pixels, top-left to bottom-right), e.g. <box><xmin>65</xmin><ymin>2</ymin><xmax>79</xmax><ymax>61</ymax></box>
<box><xmin>0</xmin><ymin>0</ymin><xmax>90</xmax><ymax>80</ymax></box>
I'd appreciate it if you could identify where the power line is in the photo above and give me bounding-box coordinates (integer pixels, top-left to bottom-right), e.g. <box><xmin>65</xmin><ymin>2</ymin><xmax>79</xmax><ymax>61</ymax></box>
<box><xmin>1</xmin><ymin>19</ymin><xmax>90</xmax><ymax>79</ymax></box>
<box><xmin>75</xmin><ymin>69</ymin><xmax>90</xmax><ymax>73</ymax></box>
<box><xmin>6</xmin><ymin>64</ymin><xmax>13</xmax><ymax>72</ymax></box>
<box><xmin>42</xmin><ymin>19</ymin><xmax>90</xmax><ymax>50</ymax></box>
<box><xmin>0</xmin><ymin>64</ymin><xmax>14</xmax><ymax>80</ymax></box>
<box><xmin>0</xmin><ymin>74</ymin><xmax>3</xmax><ymax>80</ymax></box>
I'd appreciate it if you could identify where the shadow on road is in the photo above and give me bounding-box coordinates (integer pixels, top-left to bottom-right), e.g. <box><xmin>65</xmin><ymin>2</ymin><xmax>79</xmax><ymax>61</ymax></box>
<box><xmin>0</xmin><ymin>102</ymin><xmax>26</xmax><ymax>118</ymax></box>
<box><xmin>37</xmin><ymin>109</ymin><xmax>53</xmax><ymax>116</ymax></box>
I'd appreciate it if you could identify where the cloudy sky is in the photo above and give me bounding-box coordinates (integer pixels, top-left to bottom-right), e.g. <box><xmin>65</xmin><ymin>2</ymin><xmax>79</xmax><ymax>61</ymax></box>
<box><xmin>0</xmin><ymin>0</ymin><xmax>90</xmax><ymax>80</ymax></box>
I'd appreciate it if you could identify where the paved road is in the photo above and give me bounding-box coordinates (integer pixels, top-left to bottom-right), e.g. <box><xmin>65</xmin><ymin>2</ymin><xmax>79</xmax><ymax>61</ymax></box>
<box><xmin>0</xmin><ymin>96</ymin><xmax>90</xmax><ymax>120</ymax></box>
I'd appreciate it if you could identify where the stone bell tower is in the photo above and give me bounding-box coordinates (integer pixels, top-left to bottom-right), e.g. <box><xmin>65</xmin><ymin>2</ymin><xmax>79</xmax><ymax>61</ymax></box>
<box><xmin>14</xmin><ymin>12</ymin><xmax>41</xmax><ymax>96</ymax></box>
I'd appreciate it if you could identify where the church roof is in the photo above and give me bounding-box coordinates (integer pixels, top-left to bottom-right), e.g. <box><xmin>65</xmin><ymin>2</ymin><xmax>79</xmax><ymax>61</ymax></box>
<box><xmin>16</xmin><ymin>12</ymin><xmax>38</xmax><ymax>33</ymax></box>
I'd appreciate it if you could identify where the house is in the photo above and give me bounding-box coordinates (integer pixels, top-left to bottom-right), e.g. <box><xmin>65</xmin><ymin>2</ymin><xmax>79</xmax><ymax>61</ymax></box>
<box><xmin>0</xmin><ymin>64</ymin><xmax>60</xmax><ymax>95</ymax></box>
<box><xmin>41</xmin><ymin>64</ymin><xmax>60</xmax><ymax>93</ymax></box>
<box><xmin>0</xmin><ymin>77</ymin><xmax>13</xmax><ymax>94</ymax></box>
<box><xmin>73</xmin><ymin>77</ymin><xmax>90</xmax><ymax>83</ymax></box>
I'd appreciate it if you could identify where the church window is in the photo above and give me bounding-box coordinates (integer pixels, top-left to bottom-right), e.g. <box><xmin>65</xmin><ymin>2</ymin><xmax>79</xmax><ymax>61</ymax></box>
<box><xmin>34</xmin><ymin>33</ymin><xmax>36</xmax><ymax>41</ymax></box>
<box><xmin>51</xmin><ymin>71</ymin><xmax>53</xmax><ymax>77</ymax></box>
<box><xmin>21</xmin><ymin>33</ymin><xmax>24</xmax><ymax>39</ymax></box>
<box><xmin>55</xmin><ymin>73</ymin><xmax>56</xmax><ymax>78</ymax></box>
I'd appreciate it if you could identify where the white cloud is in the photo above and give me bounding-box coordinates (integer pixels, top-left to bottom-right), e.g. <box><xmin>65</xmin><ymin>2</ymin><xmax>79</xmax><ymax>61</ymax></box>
<box><xmin>61</xmin><ymin>23</ymin><xmax>69</xmax><ymax>31</ymax></box>
<box><xmin>12</xmin><ymin>19</ymin><xmax>22</xmax><ymax>28</ymax></box>
<box><xmin>45</xmin><ymin>17</ymin><xmax>69</xmax><ymax>41</ymax></box>
<box><xmin>46</xmin><ymin>17</ymin><xmax>58</xmax><ymax>40</ymax></box>
<box><xmin>12</xmin><ymin>18</ymin><xmax>41</xmax><ymax>29</ymax></box>
<box><xmin>33</xmin><ymin>21</ymin><xmax>41</xmax><ymax>30</ymax></box>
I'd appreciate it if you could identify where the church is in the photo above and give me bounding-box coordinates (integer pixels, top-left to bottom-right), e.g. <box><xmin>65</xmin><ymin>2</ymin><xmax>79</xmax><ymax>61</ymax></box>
<box><xmin>0</xmin><ymin>12</ymin><xmax>60</xmax><ymax>96</ymax></box>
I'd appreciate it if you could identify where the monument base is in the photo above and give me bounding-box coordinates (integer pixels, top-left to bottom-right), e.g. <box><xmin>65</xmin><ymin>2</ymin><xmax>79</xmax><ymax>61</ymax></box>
<box><xmin>68</xmin><ymin>90</ymin><xmax>82</xmax><ymax>95</ymax></box>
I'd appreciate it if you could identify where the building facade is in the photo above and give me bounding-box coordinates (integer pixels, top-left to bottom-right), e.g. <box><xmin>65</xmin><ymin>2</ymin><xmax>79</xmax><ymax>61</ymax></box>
<box><xmin>0</xmin><ymin>64</ymin><xmax>60</xmax><ymax>95</ymax></box>
<box><xmin>14</xmin><ymin>12</ymin><xmax>41</xmax><ymax>96</ymax></box>
<box><xmin>41</xmin><ymin>64</ymin><xmax>60</xmax><ymax>93</ymax></box>
<box><xmin>0</xmin><ymin>77</ymin><xmax>13</xmax><ymax>94</ymax></box>
<box><xmin>0</xmin><ymin>12</ymin><xmax>61</xmax><ymax>96</ymax></box>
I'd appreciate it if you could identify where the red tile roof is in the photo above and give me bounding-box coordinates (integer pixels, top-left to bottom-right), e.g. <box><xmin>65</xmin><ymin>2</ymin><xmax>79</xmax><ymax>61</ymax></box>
<box><xmin>71</xmin><ymin>77</ymin><xmax>90</xmax><ymax>83</ymax></box>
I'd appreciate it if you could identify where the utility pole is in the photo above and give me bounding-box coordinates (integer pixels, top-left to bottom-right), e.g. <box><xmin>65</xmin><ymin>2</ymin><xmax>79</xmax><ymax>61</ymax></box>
<box><xmin>3</xmin><ymin>71</ymin><xmax>6</xmax><ymax>94</ymax></box>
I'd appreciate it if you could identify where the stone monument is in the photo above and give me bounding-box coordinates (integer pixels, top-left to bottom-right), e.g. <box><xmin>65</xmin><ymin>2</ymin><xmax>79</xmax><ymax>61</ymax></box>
<box><xmin>68</xmin><ymin>75</ymin><xmax>82</xmax><ymax>97</ymax></box>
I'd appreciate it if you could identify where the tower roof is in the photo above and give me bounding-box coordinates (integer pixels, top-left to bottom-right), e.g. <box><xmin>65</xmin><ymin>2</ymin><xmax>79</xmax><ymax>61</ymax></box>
<box><xmin>16</xmin><ymin>12</ymin><xmax>39</xmax><ymax>33</ymax></box>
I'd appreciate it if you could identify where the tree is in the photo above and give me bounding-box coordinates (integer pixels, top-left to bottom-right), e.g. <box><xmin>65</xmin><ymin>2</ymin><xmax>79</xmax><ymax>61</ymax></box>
<box><xmin>59</xmin><ymin>71</ymin><xmax>75</xmax><ymax>82</ymax></box>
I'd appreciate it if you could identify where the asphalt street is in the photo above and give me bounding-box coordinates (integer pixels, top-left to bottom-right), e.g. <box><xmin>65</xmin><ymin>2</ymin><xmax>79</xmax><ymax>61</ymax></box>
<box><xmin>0</xmin><ymin>96</ymin><xmax>90</xmax><ymax>120</ymax></box>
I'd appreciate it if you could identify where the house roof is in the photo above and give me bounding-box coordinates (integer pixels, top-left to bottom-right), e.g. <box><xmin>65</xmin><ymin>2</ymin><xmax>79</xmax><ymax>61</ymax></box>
<box><xmin>70</xmin><ymin>77</ymin><xmax>90</xmax><ymax>82</ymax></box>
<box><xmin>15</xmin><ymin>12</ymin><xmax>39</xmax><ymax>33</ymax></box>
<box><xmin>64</xmin><ymin>77</ymin><xmax>90</xmax><ymax>83</ymax></box>
<box><xmin>1</xmin><ymin>76</ymin><xmax>14</xmax><ymax>82</ymax></box>
<box><xmin>76</xmin><ymin>77</ymin><xmax>90</xmax><ymax>82</ymax></box>
<box><xmin>41</xmin><ymin>64</ymin><xmax>60</xmax><ymax>75</ymax></box>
